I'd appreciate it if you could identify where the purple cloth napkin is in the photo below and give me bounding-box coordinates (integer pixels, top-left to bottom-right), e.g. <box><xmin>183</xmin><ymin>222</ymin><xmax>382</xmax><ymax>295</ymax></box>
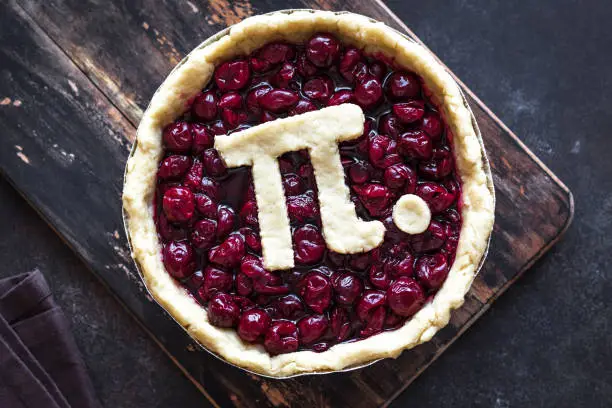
<box><xmin>0</xmin><ymin>270</ymin><xmax>101</xmax><ymax>408</ymax></box>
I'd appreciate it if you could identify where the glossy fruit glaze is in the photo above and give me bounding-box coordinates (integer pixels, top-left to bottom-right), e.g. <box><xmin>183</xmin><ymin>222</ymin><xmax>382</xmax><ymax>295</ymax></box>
<box><xmin>154</xmin><ymin>33</ymin><xmax>462</xmax><ymax>355</ymax></box>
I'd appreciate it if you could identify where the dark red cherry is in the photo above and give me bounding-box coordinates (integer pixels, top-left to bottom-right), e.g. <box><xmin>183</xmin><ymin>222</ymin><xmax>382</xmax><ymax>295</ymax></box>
<box><xmin>415</xmin><ymin>253</ymin><xmax>449</xmax><ymax>290</ymax></box>
<box><xmin>190</xmin><ymin>219</ymin><xmax>217</xmax><ymax>250</ymax></box>
<box><xmin>163</xmin><ymin>121</ymin><xmax>193</xmax><ymax>152</ymax></box>
<box><xmin>384</xmin><ymin>163</ymin><xmax>417</xmax><ymax>192</ymax></box>
<box><xmin>303</xmin><ymin>76</ymin><xmax>334</xmax><ymax>101</ymax></box>
<box><xmin>238</xmin><ymin>308</ymin><xmax>271</xmax><ymax>342</ymax></box>
<box><xmin>415</xmin><ymin>182</ymin><xmax>455</xmax><ymax>213</ymax></box>
<box><xmin>198</xmin><ymin>266</ymin><xmax>233</xmax><ymax>301</ymax></box>
<box><xmin>216</xmin><ymin>205</ymin><xmax>236</xmax><ymax>238</ymax></box>
<box><xmin>393</xmin><ymin>100</ymin><xmax>425</xmax><ymax>124</ymax></box>
<box><xmin>191</xmin><ymin>123</ymin><xmax>214</xmax><ymax>154</ymax></box>
<box><xmin>356</xmin><ymin>290</ymin><xmax>387</xmax><ymax>337</ymax></box>
<box><xmin>419</xmin><ymin>149</ymin><xmax>454</xmax><ymax>180</ymax></box>
<box><xmin>297</xmin><ymin>272</ymin><xmax>332</xmax><ymax>314</ymax></box>
<box><xmin>208</xmin><ymin>234</ymin><xmax>245</xmax><ymax>268</ymax></box>
<box><xmin>158</xmin><ymin>155</ymin><xmax>191</xmax><ymax>180</ymax></box>
<box><xmin>264</xmin><ymin>321</ymin><xmax>299</xmax><ymax>355</ymax></box>
<box><xmin>368</xmin><ymin>264</ymin><xmax>391</xmax><ymax>289</ymax></box>
<box><xmin>353</xmin><ymin>184</ymin><xmax>392</xmax><ymax>217</ymax></box>
<box><xmin>293</xmin><ymin>225</ymin><xmax>325</xmax><ymax>265</ymax></box>
<box><xmin>369</xmin><ymin>61</ymin><xmax>387</xmax><ymax>80</ymax></box>
<box><xmin>387</xmin><ymin>276</ymin><xmax>425</xmax><ymax>317</ymax></box>
<box><xmin>258</xmin><ymin>42</ymin><xmax>295</xmax><ymax>65</ymax></box>
<box><xmin>235</xmin><ymin>272</ymin><xmax>253</xmax><ymax>296</ymax></box>
<box><xmin>354</xmin><ymin>76</ymin><xmax>383</xmax><ymax>109</ymax></box>
<box><xmin>219</xmin><ymin>92</ymin><xmax>243</xmax><ymax>109</ymax></box>
<box><xmin>202</xmin><ymin>148</ymin><xmax>227</xmax><ymax>177</ymax></box>
<box><xmin>214</xmin><ymin>60</ymin><xmax>250</xmax><ymax>91</ymax></box>
<box><xmin>289</xmin><ymin>98</ymin><xmax>317</xmax><ymax>116</ymax></box>
<box><xmin>349</xmin><ymin>161</ymin><xmax>372</xmax><ymax>184</ymax></box>
<box><xmin>162</xmin><ymin>186</ymin><xmax>194</xmax><ymax>222</ymax></box>
<box><xmin>240</xmin><ymin>227</ymin><xmax>262</xmax><ymax>253</ymax></box>
<box><xmin>330</xmin><ymin>307</ymin><xmax>351</xmax><ymax>341</ymax></box>
<box><xmin>386</xmin><ymin>71</ymin><xmax>421</xmax><ymax>100</ymax></box>
<box><xmin>241</xmin><ymin>256</ymin><xmax>289</xmax><ymax>296</ymax></box>
<box><xmin>268</xmin><ymin>294</ymin><xmax>304</xmax><ymax>319</ymax></box>
<box><xmin>210</xmin><ymin>120</ymin><xmax>228</xmax><ymax>136</ymax></box>
<box><xmin>411</xmin><ymin>220</ymin><xmax>447</xmax><ymax>253</ymax></box>
<box><xmin>332</xmin><ymin>272</ymin><xmax>363</xmax><ymax>305</ymax></box>
<box><xmin>282</xmin><ymin>173</ymin><xmax>305</xmax><ymax>195</ymax></box>
<box><xmin>194</xmin><ymin>193</ymin><xmax>217</xmax><ymax>218</ymax></box>
<box><xmin>379</xmin><ymin>113</ymin><xmax>403</xmax><ymax>139</ymax></box>
<box><xmin>240</xmin><ymin>200</ymin><xmax>258</xmax><ymax>227</ymax></box>
<box><xmin>368</xmin><ymin>134</ymin><xmax>397</xmax><ymax>168</ymax></box>
<box><xmin>286</xmin><ymin>193</ymin><xmax>319</xmax><ymax>222</ymax></box>
<box><xmin>258</xmin><ymin>89</ymin><xmax>299</xmax><ymax>113</ymax></box>
<box><xmin>208</xmin><ymin>293</ymin><xmax>240</xmax><ymax>328</ymax></box>
<box><xmin>246</xmin><ymin>85</ymin><xmax>272</xmax><ymax>114</ymax></box>
<box><xmin>162</xmin><ymin>241</ymin><xmax>195</xmax><ymax>279</ymax></box>
<box><xmin>306</xmin><ymin>33</ymin><xmax>340</xmax><ymax>68</ymax></box>
<box><xmin>183</xmin><ymin>160</ymin><xmax>203</xmax><ymax>191</ymax></box>
<box><xmin>328</xmin><ymin>90</ymin><xmax>354</xmax><ymax>106</ymax></box>
<box><xmin>221</xmin><ymin>108</ymin><xmax>248</xmax><ymax>129</ymax></box>
<box><xmin>157</xmin><ymin>213</ymin><xmax>187</xmax><ymax>241</ymax></box>
<box><xmin>271</xmin><ymin>62</ymin><xmax>297</xmax><ymax>88</ymax></box>
<box><xmin>200</xmin><ymin>176</ymin><xmax>220</xmax><ymax>201</ymax></box>
<box><xmin>339</xmin><ymin>47</ymin><xmax>363</xmax><ymax>82</ymax></box>
<box><xmin>398</xmin><ymin>130</ymin><xmax>433</xmax><ymax>160</ymax></box>
<box><xmin>421</xmin><ymin>111</ymin><xmax>443</xmax><ymax>141</ymax></box>
<box><xmin>296</xmin><ymin>52</ymin><xmax>318</xmax><ymax>77</ymax></box>
<box><xmin>298</xmin><ymin>314</ymin><xmax>329</xmax><ymax>345</ymax></box>
<box><xmin>192</xmin><ymin>91</ymin><xmax>218</xmax><ymax>121</ymax></box>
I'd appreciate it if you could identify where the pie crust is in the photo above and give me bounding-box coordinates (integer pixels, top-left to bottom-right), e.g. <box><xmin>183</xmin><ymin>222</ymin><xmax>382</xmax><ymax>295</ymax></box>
<box><xmin>122</xmin><ymin>10</ymin><xmax>495</xmax><ymax>377</ymax></box>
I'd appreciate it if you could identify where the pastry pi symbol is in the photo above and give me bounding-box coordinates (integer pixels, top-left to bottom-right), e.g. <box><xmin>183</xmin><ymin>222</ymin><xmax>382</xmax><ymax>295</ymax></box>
<box><xmin>215</xmin><ymin>104</ymin><xmax>430</xmax><ymax>271</ymax></box>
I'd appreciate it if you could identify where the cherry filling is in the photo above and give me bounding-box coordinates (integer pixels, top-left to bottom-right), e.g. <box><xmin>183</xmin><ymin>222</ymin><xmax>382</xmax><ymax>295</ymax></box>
<box><xmin>154</xmin><ymin>33</ymin><xmax>463</xmax><ymax>355</ymax></box>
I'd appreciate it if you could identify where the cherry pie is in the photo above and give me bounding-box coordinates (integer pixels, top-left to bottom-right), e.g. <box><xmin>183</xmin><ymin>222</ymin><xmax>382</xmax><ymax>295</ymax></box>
<box><xmin>123</xmin><ymin>10</ymin><xmax>494</xmax><ymax>377</ymax></box>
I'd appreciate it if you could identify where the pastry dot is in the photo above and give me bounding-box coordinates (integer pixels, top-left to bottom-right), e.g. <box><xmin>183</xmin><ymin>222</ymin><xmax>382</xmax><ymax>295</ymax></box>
<box><xmin>392</xmin><ymin>194</ymin><xmax>431</xmax><ymax>234</ymax></box>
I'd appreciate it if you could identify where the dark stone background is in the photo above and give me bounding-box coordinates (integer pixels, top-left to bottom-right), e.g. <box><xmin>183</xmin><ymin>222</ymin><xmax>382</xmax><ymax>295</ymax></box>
<box><xmin>1</xmin><ymin>0</ymin><xmax>610</xmax><ymax>406</ymax></box>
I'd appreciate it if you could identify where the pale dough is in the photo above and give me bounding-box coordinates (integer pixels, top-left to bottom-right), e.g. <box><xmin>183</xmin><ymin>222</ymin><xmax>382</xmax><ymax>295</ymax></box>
<box><xmin>393</xmin><ymin>194</ymin><xmax>432</xmax><ymax>234</ymax></box>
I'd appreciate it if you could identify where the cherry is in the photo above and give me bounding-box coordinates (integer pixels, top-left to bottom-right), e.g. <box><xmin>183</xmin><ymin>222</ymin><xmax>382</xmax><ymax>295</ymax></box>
<box><xmin>393</xmin><ymin>100</ymin><xmax>425</xmax><ymax>124</ymax></box>
<box><xmin>191</xmin><ymin>123</ymin><xmax>214</xmax><ymax>154</ymax></box>
<box><xmin>386</xmin><ymin>71</ymin><xmax>421</xmax><ymax>100</ymax></box>
<box><xmin>387</xmin><ymin>277</ymin><xmax>425</xmax><ymax>317</ymax></box>
<box><xmin>194</xmin><ymin>193</ymin><xmax>217</xmax><ymax>218</ymax></box>
<box><xmin>415</xmin><ymin>253</ymin><xmax>449</xmax><ymax>290</ymax></box>
<box><xmin>246</xmin><ymin>85</ymin><xmax>272</xmax><ymax>114</ymax></box>
<box><xmin>202</xmin><ymin>148</ymin><xmax>227</xmax><ymax>177</ymax></box>
<box><xmin>306</xmin><ymin>33</ymin><xmax>340</xmax><ymax>68</ymax></box>
<box><xmin>183</xmin><ymin>160</ymin><xmax>203</xmax><ymax>191</ymax></box>
<box><xmin>330</xmin><ymin>307</ymin><xmax>351</xmax><ymax>342</ymax></box>
<box><xmin>272</xmin><ymin>62</ymin><xmax>297</xmax><ymax>88</ymax></box>
<box><xmin>286</xmin><ymin>193</ymin><xmax>319</xmax><ymax>222</ymax></box>
<box><xmin>239</xmin><ymin>200</ymin><xmax>258</xmax><ymax>227</ymax></box>
<box><xmin>332</xmin><ymin>272</ymin><xmax>363</xmax><ymax>305</ymax></box>
<box><xmin>354</xmin><ymin>76</ymin><xmax>383</xmax><ymax>109</ymax></box>
<box><xmin>379</xmin><ymin>113</ymin><xmax>403</xmax><ymax>139</ymax></box>
<box><xmin>349</xmin><ymin>252</ymin><xmax>371</xmax><ymax>271</ymax></box>
<box><xmin>163</xmin><ymin>121</ymin><xmax>193</xmax><ymax>152</ymax></box>
<box><xmin>200</xmin><ymin>176</ymin><xmax>221</xmax><ymax>201</ymax></box>
<box><xmin>240</xmin><ymin>256</ymin><xmax>289</xmax><ymax>296</ymax></box>
<box><xmin>238</xmin><ymin>308</ymin><xmax>271</xmax><ymax>342</ymax></box>
<box><xmin>349</xmin><ymin>161</ymin><xmax>372</xmax><ymax>184</ymax></box>
<box><xmin>208</xmin><ymin>293</ymin><xmax>240</xmax><ymax>328</ymax></box>
<box><xmin>339</xmin><ymin>47</ymin><xmax>363</xmax><ymax>82</ymax></box>
<box><xmin>293</xmin><ymin>225</ymin><xmax>325</xmax><ymax>265</ymax></box>
<box><xmin>198</xmin><ymin>266</ymin><xmax>233</xmax><ymax>301</ymax></box>
<box><xmin>216</xmin><ymin>205</ymin><xmax>236</xmax><ymax>238</ymax></box>
<box><xmin>369</xmin><ymin>61</ymin><xmax>387</xmax><ymax>79</ymax></box>
<box><xmin>162</xmin><ymin>186</ymin><xmax>194</xmax><ymax>222</ymax></box>
<box><xmin>303</xmin><ymin>76</ymin><xmax>334</xmax><ymax>101</ymax></box>
<box><xmin>353</xmin><ymin>184</ymin><xmax>392</xmax><ymax>216</ymax></box>
<box><xmin>368</xmin><ymin>264</ymin><xmax>391</xmax><ymax>289</ymax></box>
<box><xmin>240</xmin><ymin>227</ymin><xmax>262</xmax><ymax>253</ymax></box>
<box><xmin>296</xmin><ymin>52</ymin><xmax>318</xmax><ymax>77</ymax></box>
<box><xmin>356</xmin><ymin>290</ymin><xmax>387</xmax><ymax>337</ymax></box>
<box><xmin>282</xmin><ymin>173</ymin><xmax>304</xmax><ymax>195</ymax></box>
<box><xmin>368</xmin><ymin>134</ymin><xmax>397</xmax><ymax>168</ymax></box>
<box><xmin>258</xmin><ymin>89</ymin><xmax>299</xmax><ymax>112</ymax></box>
<box><xmin>257</xmin><ymin>42</ymin><xmax>295</xmax><ymax>65</ymax></box>
<box><xmin>192</xmin><ymin>91</ymin><xmax>218</xmax><ymax>121</ymax></box>
<box><xmin>421</xmin><ymin>111</ymin><xmax>443</xmax><ymax>140</ymax></box>
<box><xmin>157</xmin><ymin>213</ymin><xmax>187</xmax><ymax>241</ymax></box>
<box><xmin>411</xmin><ymin>220</ymin><xmax>447</xmax><ymax>253</ymax></box>
<box><xmin>208</xmin><ymin>234</ymin><xmax>245</xmax><ymax>268</ymax></box>
<box><xmin>398</xmin><ymin>130</ymin><xmax>433</xmax><ymax>160</ymax></box>
<box><xmin>218</xmin><ymin>92</ymin><xmax>243</xmax><ymax>109</ymax></box>
<box><xmin>264</xmin><ymin>321</ymin><xmax>299</xmax><ymax>355</ymax></box>
<box><xmin>162</xmin><ymin>241</ymin><xmax>195</xmax><ymax>279</ymax></box>
<box><xmin>214</xmin><ymin>60</ymin><xmax>250</xmax><ymax>91</ymax></box>
<box><xmin>210</xmin><ymin>120</ymin><xmax>227</xmax><ymax>135</ymax></box>
<box><xmin>289</xmin><ymin>99</ymin><xmax>317</xmax><ymax>115</ymax></box>
<box><xmin>298</xmin><ymin>314</ymin><xmax>329</xmax><ymax>345</ymax></box>
<box><xmin>384</xmin><ymin>163</ymin><xmax>417</xmax><ymax>192</ymax></box>
<box><xmin>221</xmin><ymin>108</ymin><xmax>248</xmax><ymax>129</ymax></box>
<box><xmin>158</xmin><ymin>155</ymin><xmax>191</xmax><ymax>180</ymax></box>
<box><xmin>268</xmin><ymin>294</ymin><xmax>304</xmax><ymax>320</ymax></box>
<box><xmin>328</xmin><ymin>90</ymin><xmax>354</xmax><ymax>106</ymax></box>
<box><xmin>415</xmin><ymin>182</ymin><xmax>455</xmax><ymax>213</ymax></box>
<box><xmin>419</xmin><ymin>149</ymin><xmax>454</xmax><ymax>180</ymax></box>
<box><xmin>297</xmin><ymin>272</ymin><xmax>332</xmax><ymax>314</ymax></box>
<box><xmin>190</xmin><ymin>219</ymin><xmax>217</xmax><ymax>250</ymax></box>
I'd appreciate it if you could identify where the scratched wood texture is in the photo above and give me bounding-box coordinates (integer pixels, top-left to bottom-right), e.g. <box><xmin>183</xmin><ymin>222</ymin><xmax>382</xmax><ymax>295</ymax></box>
<box><xmin>0</xmin><ymin>1</ymin><xmax>573</xmax><ymax>407</ymax></box>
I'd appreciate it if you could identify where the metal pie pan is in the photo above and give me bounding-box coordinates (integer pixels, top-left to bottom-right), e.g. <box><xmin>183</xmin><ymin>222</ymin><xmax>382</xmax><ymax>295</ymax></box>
<box><xmin>122</xmin><ymin>9</ymin><xmax>495</xmax><ymax>379</ymax></box>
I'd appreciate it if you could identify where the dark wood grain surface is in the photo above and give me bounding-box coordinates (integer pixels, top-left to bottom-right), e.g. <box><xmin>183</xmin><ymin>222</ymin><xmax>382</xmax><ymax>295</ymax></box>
<box><xmin>0</xmin><ymin>1</ymin><xmax>572</xmax><ymax>407</ymax></box>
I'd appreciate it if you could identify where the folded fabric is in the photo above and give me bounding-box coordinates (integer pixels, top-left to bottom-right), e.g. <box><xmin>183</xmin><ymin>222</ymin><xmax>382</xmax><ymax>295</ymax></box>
<box><xmin>0</xmin><ymin>270</ymin><xmax>101</xmax><ymax>408</ymax></box>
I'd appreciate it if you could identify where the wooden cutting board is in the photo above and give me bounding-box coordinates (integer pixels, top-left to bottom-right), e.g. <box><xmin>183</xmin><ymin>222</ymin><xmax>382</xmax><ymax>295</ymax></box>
<box><xmin>0</xmin><ymin>1</ymin><xmax>573</xmax><ymax>407</ymax></box>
